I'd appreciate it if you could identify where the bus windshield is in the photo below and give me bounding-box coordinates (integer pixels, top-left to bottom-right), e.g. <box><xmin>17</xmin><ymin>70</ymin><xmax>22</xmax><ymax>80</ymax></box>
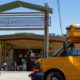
<box><xmin>52</xmin><ymin>42</ymin><xmax>80</xmax><ymax>57</ymax></box>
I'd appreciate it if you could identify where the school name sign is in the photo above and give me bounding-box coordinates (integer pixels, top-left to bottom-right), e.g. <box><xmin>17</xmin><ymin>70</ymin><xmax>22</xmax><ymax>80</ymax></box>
<box><xmin>0</xmin><ymin>14</ymin><xmax>50</xmax><ymax>29</ymax></box>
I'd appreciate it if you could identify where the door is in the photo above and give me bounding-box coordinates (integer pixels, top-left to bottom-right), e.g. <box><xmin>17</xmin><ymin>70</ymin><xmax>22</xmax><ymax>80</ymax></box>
<box><xmin>74</xmin><ymin>53</ymin><xmax>80</xmax><ymax>80</ymax></box>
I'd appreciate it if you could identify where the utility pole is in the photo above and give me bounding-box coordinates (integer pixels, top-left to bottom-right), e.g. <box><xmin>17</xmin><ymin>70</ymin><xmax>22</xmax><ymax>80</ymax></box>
<box><xmin>57</xmin><ymin>0</ymin><xmax>63</xmax><ymax>36</ymax></box>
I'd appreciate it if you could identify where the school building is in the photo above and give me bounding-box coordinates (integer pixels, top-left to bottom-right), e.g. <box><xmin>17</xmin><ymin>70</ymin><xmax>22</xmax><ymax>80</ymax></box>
<box><xmin>0</xmin><ymin>33</ymin><xmax>64</xmax><ymax>67</ymax></box>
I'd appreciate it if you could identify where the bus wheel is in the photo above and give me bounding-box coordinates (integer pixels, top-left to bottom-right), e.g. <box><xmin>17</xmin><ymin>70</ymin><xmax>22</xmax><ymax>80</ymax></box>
<box><xmin>45</xmin><ymin>71</ymin><xmax>65</xmax><ymax>80</ymax></box>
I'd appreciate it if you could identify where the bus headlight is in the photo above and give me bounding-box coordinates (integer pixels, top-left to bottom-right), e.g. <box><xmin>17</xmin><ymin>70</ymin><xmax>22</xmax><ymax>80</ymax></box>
<box><xmin>33</xmin><ymin>62</ymin><xmax>40</xmax><ymax>69</ymax></box>
<box><xmin>33</xmin><ymin>62</ymin><xmax>42</xmax><ymax>72</ymax></box>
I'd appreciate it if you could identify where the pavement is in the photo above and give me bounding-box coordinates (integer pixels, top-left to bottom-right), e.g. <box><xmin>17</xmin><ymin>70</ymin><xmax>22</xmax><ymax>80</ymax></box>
<box><xmin>0</xmin><ymin>71</ymin><xmax>32</xmax><ymax>80</ymax></box>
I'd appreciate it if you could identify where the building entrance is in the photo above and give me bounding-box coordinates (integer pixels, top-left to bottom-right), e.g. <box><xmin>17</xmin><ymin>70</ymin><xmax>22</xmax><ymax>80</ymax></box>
<box><xmin>13</xmin><ymin>49</ymin><xmax>30</xmax><ymax>71</ymax></box>
<box><xmin>13</xmin><ymin>49</ymin><xmax>42</xmax><ymax>71</ymax></box>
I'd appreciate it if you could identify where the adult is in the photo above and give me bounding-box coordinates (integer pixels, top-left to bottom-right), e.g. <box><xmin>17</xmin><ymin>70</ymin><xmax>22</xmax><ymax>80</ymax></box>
<box><xmin>21</xmin><ymin>58</ymin><xmax>27</xmax><ymax>71</ymax></box>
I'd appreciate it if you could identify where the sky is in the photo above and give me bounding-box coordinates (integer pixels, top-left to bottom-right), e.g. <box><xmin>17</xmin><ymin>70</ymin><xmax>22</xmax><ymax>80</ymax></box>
<box><xmin>0</xmin><ymin>0</ymin><xmax>80</xmax><ymax>36</ymax></box>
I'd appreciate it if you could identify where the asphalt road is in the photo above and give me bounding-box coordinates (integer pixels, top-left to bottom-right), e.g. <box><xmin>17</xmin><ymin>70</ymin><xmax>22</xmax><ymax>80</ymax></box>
<box><xmin>0</xmin><ymin>71</ymin><xmax>32</xmax><ymax>80</ymax></box>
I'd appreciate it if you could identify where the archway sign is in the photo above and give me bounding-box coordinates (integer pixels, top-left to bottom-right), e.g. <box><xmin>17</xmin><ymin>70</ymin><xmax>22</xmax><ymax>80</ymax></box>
<box><xmin>0</xmin><ymin>12</ymin><xmax>50</xmax><ymax>30</ymax></box>
<box><xmin>0</xmin><ymin>1</ymin><xmax>52</xmax><ymax>58</ymax></box>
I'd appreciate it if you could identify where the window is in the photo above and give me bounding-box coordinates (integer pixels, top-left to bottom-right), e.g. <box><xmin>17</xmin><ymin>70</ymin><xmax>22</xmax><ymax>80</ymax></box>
<box><xmin>60</xmin><ymin>43</ymin><xmax>80</xmax><ymax>56</ymax></box>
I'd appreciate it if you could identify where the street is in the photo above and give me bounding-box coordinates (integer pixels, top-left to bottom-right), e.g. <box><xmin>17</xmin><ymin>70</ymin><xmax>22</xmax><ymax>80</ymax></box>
<box><xmin>0</xmin><ymin>71</ymin><xmax>32</xmax><ymax>80</ymax></box>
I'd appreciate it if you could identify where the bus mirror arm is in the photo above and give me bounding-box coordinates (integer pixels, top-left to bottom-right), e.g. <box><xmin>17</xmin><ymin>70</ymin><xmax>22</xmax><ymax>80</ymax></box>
<box><xmin>63</xmin><ymin>41</ymin><xmax>67</xmax><ymax>55</ymax></box>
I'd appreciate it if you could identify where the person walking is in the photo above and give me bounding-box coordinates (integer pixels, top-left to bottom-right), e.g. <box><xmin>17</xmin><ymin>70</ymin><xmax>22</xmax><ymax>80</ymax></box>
<box><xmin>21</xmin><ymin>58</ymin><xmax>27</xmax><ymax>71</ymax></box>
<box><xmin>30</xmin><ymin>50</ymin><xmax>35</xmax><ymax>70</ymax></box>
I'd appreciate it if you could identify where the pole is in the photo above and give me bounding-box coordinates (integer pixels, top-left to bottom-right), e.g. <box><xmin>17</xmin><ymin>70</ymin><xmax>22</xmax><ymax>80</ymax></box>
<box><xmin>4</xmin><ymin>41</ymin><xmax>6</xmax><ymax>62</ymax></box>
<box><xmin>44</xmin><ymin>3</ymin><xmax>49</xmax><ymax>58</ymax></box>
<box><xmin>57</xmin><ymin>0</ymin><xmax>63</xmax><ymax>36</ymax></box>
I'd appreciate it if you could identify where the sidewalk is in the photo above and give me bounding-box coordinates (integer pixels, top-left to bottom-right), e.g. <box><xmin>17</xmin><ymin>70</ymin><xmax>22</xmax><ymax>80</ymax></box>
<box><xmin>0</xmin><ymin>71</ymin><xmax>32</xmax><ymax>80</ymax></box>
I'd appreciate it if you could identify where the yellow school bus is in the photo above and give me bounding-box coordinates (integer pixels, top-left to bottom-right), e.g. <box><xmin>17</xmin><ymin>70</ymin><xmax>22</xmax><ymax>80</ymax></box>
<box><xmin>29</xmin><ymin>24</ymin><xmax>80</xmax><ymax>80</ymax></box>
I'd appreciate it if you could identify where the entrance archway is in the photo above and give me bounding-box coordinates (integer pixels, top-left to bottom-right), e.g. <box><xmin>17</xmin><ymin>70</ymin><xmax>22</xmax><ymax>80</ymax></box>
<box><xmin>0</xmin><ymin>1</ymin><xmax>52</xmax><ymax>71</ymax></box>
